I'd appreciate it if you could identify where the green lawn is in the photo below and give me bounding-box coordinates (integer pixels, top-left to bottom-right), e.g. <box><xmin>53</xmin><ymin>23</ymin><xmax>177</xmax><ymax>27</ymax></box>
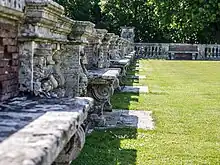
<box><xmin>73</xmin><ymin>60</ymin><xmax>220</xmax><ymax>165</ymax></box>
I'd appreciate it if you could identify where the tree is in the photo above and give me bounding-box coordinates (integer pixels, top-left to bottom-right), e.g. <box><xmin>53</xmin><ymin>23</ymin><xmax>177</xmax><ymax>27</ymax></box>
<box><xmin>55</xmin><ymin>0</ymin><xmax>220</xmax><ymax>43</ymax></box>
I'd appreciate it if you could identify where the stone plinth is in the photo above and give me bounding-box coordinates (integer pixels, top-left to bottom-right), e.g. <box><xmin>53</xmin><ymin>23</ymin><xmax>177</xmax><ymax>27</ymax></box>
<box><xmin>98</xmin><ymin>109</ymin><xmax>154</xmax><ymax>130</ymax></box>
<box><xmin>65</xmin><ymin>20</ymin><xmax>94</xmax><ymax>97</ymax></box>
<box><xmin>121</xmin><ymin>26</ymin><xmax>135</xmax><ymax>43</ymax></box>
<box><xmin>88</xmin><ymin>68</ymin><xmax>121</xmax><ymax>115</ymax></box>
<box><xmin>121</xmin><ymin>86</ymin><xmax>149</xmax><ymax>93</ymax></box>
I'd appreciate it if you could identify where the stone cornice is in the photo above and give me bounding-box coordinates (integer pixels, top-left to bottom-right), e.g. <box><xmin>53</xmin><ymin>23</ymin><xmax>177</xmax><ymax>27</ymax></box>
<box><xmin>68</xmin><ymin>20</ymin><xmax>95</xmax><ymax>44</ymax></box>
<box><xmin>19</xmin><ymin>0</ymin><xmax>72</xmax><ymax>42</ymax></box>
<box><xmin>0</xmin><ymin>0</ymin><xmax>24</xmax><ymax>25</ymax></box>
<box><xmin>0</xmin><ymin>0</ymin><xmax>25</xmax><ymax>12</ymax></box>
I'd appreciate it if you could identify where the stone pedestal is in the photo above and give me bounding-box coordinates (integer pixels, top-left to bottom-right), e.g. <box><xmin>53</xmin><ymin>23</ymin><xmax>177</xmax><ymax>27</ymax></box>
<box><xmin>61</xmin><ymin>44</ymin><xmax>83</xmax><ymax>97</ymax></box>
<box><xmin>88</xmin><ymin>68</ymin><xmax>120</xmax><ymax>115</ymax></box>
<box><xmin>120</xmin><ymin>26</ymin><xmax>135</xmax><ymax>43</ymax></box>
<box><xmin>97</xmin><ymin>30</ymin><xmax>112</xmax><ymax>68</ymax></box>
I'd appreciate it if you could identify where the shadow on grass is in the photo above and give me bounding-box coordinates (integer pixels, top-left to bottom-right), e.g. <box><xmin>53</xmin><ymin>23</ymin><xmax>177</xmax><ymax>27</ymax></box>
<box><xmin>72</xmin><ymin>60</ymin><xmax>141</xmax><ymax>165</ymax></box>
<box><xmin>113</xmin><ymin>59</ymin><xmax>141</xmax><ymax>109</ymax></box>
<box><xmin>72</xmin><ymin>128</ymin><xmax>137</xmax><ymax>165</ymax></box>
<box><xmin>111</xmin><ymin>92</ymin><xmax>139</xmax><ymax>110</ymax></box>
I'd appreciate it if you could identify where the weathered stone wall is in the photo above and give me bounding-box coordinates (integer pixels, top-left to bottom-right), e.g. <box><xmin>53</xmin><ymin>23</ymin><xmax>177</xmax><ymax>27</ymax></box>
<box><xmin>0</xmin><ymin>0</ymin><xmax>24</xmax><ymax>101</ymax></box>
<box><xmin>0</xmin><ymin>23</ymin><xmax>19</xmax><ymax>101</ymax></box>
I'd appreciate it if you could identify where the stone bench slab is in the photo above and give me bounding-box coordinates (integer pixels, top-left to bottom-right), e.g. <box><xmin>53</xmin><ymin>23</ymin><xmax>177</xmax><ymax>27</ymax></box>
<box><xmin>88</xmin><ymin>68</ymin><xmax>121</xmax><ymax>81</ymax></box>
<box><xmin>0</xmin><ymin>97</ymin><xmax>93</xmax><ymax>165</ymax></box>
<box><xmin>110</xmin><ymin>59</ymin><xmax>130</xmax><ymax>66</ymax></box>
<box><xmin>120</xmin><ymin>86</ymin><xmax>149</xmax><ymax>93</ymax></box>
<box><xmin>128</xmin><ymin>75</ymin><xmax>146</xmax><ymax>79</ymax></box>
<box><xmin>97</xmin><ymin>109</ymin><xmax>154</xmax><ymax>130</ymax></box>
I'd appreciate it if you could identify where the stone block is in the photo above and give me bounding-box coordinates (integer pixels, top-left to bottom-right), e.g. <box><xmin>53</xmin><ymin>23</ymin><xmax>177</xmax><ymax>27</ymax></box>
<box><xmin>0</xmin><ymin>59</ymin><xmax>9</xmax><ymax>68</ymax></box>
<box><xmin>120</xmin><ymin>86</ymin><xmax>149</xmax><ymax>93</ymax></box>
<box><xmin>0</xmin><ymin>24</ymin><xmax>17</xmax><ymax>38</ymax></box>
<box><xmin>11</xmin><ymin>66</ymin><xmax>18</xmax><ymax>73</ymax></box>
<box><xmin>97</xmin><ymin>109</ymin><xmax>154</xmax><ymax>130</ymax></box>
<box><xmin>0</xmin><ymin>45</ymin><xmax>4</xmax><ymax>52</ymax></box>
<box><xmin>7</xmin><ymin>46</ymin><xmax>18</xmax><ymax>53</ymax></box>
<box><xmin>12</xmin><ymin>53</ymin><xmax>19</xmax><ymax>59</ymax></box>
<box><xmin>0</xmin><ymin>74</ymin><xmax>7</xmax><ymax>81</ymax></box>
<box><xmin>11</xmin><ymin>59</ymin><xmax>19</xmax><ymax>66</ymax></box>
<box><xmin>0</xmin><ymin>53</ymin><xmax>4</xmax><ymax>59</ymax></box>
<box><xmin>2</xmin><ymin>38</ymin><xmax>17</xmax><ymax>46</ymax></box>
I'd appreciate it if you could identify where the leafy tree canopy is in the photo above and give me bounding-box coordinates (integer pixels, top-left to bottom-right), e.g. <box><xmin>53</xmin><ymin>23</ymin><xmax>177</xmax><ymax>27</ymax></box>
<box><xmin>54</xmin><ymin>0</ymin><xmax>220</xmax><ymax>43</ymax></box>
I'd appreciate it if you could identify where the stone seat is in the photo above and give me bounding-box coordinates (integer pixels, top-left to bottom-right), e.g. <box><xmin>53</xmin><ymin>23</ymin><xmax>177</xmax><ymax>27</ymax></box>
<box><xmin>168</xmin><ymin>45</ymin><xmax>199</xmax><ymax>60</ymax></box>
<box><xmin>125</xmin><ymin>51</ymin><xmax>136</xmax><ymax>60</ymax></box>
<box><xmin>88</xmin><ymin>68</ymin><xmax>121</xmax><ymax>84</ymax></box>
<box><xmin>110</xmin><ymin>59</ymin><xmax>131</xmax><ymax>86</ymax></box>
<box><xmin>87</xmin><ymin>68</ymin><xmax>121</xmax><ymax>113</ymax></box>
<box><xmin>110</xmin><ymin>58</ymin><xmax>130</xmax><ymax>65</ymax></box>
<box><xmin>0</xmin><ymin>96</ymin><xmax>93</xmax><ymax>165</ymax></box>
<box><xmin>110</xmin><ymin>58</ymin><xmax>130</xmax><ymax>74</ymax></box>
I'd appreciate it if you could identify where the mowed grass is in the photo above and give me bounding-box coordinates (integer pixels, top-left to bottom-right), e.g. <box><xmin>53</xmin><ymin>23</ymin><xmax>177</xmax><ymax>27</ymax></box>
<box><xmin>73</xmin><ymin>60</ymin><xmax>220</xmax><ymax>165</ymax></box>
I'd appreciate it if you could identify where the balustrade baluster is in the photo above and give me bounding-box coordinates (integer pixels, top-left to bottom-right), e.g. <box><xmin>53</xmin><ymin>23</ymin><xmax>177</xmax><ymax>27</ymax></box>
<box><xmin>218</xmin><ymin>47</ymin><xmax>220</xmax><ymax>59</ymax></box>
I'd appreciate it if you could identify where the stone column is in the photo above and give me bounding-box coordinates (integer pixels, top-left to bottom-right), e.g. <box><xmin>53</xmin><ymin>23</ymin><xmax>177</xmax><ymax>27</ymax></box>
<box><xmin>117</xmin><ymin>38</ymin><xmax>124</xmax><ymax>58</ymax></box>
<box><xmin>198</xmin><ymin>44</ymin><xmax>206</xmax><ymax>60</ymax></box>
<box><xmin>84</xmin><ymin>28</ymin><xmax>101</xmax><ymax>70</ymax></box>
<box><xmin>109</xmin><ymin>34</ymin><xmax>120</xmax><ymax>60</ymax></box>
<box><xmin>121</xmin><ymin>39</ymin><xmax>128</xmax><ymax>57</ymax></box>
<box><xmin>120</xmin><ymin>26</ymin><xmax>135</xmax><ymax>43</ymax></box>
<box><xmin>123</xmin><ymin>40</ymin><xmax>129</xmax><ymax>56</ymax></box>
<box><xmin>66</xmin><ymin>21</ymin><xmax>95</xmax><ymax>97</ymax></box>
<box><xmin>96</xmin><ymin>29</ymin><xmax>109</xmax><ymax>68</ymax></box>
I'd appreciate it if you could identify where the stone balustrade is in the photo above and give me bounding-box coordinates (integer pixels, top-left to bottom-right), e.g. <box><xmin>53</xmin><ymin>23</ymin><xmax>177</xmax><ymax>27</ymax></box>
<box><xmin>0</xmin><ymin>0</ymin><xmax>135</xmax><ymax>164</ymax></box>
<box><xmin>135</xmin><ymin>43</ymin><xmax>220</xmax><ymax>60</ymax></box>
<box><xmin>0</xmin><ymin>0</ymin><xmax>25</xmax><ymax>12</ymax></box>
<box><xmin>203</xmin><ymin>44</ymin><xmax>220</xmax><ymax>60</ymax></box>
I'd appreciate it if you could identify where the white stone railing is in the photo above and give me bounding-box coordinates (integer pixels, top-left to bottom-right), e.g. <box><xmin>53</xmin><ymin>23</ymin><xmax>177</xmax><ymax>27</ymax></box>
<box><xmin>135</xmin><ymin>43</ymin><xmax>220</xmax><ymax>60</ymax></box>
<box><xmin>135</xmin><ymin>43</ymin><xmax>169</xmax><ymax>59</ymax></box>
<box><xmin>0</xmin><ymin>0</ymin><xmax>25</xmax><ymax>12</ymax></box>
<box><xmin>203</xmin><ymin>45</ymin><xmax>220</xmax><ymax>60</ymax></box>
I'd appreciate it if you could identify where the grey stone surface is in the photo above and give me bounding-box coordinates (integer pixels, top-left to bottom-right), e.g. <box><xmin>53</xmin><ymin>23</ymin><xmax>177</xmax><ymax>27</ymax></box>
<box><xmin>120</xmin><ymin>86</ymin><xmax>149</xmax><ymax>93</ymax></box>
<box><xmin>128</xmin><ymin>75</ymin><xmax>146</xmax><ymax>79</ymax></box>
<box><xmin>131</xmin><ymin>68</ymin><xmax>144</xmax><ymax>72</ymax></box>
<box><xmin>0</xmin><ymin>0</ymin><xmax>25</xmax><ymax>12</ymax></box>
<box><xmin>121</xmin><ymin>27</ymin><xmax>135</xmax><ymax>43</ymax></box>
<box><xmin>88</xmin><ymin>68</ymin><xmax>121</xmax><ymax>80</ymax></box>
<box><xmin>97</xmin><ymin>109</ymin><xmax>154</xmax><ymax>130</ymax></box>
<box><xmin>111</xmin><ymin>58</ymin><xmax>130</xmax><ymax>66</ymax></box>
<box><xmin>0</xmin><ymin>96</ymin><xmax>93</xmax><ymax>165</ymax></box>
